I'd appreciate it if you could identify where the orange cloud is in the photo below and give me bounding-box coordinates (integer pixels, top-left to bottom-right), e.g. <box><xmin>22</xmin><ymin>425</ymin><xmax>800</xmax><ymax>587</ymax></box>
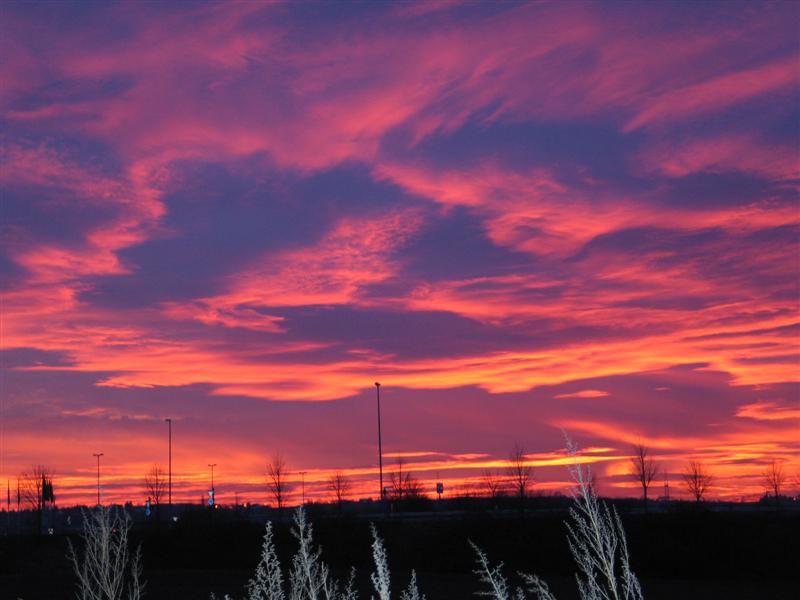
<box><xmin>736</xmin><ymin>401</ymin><xmax>800</xmax><ymax>421</ymax></box>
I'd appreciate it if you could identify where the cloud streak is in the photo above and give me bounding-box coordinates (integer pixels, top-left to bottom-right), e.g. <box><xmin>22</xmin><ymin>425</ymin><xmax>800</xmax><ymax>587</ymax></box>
<box><xmin>1</xmin><ymin>1</ymin><xmax>797</xmax><ymax>505</ymax></box>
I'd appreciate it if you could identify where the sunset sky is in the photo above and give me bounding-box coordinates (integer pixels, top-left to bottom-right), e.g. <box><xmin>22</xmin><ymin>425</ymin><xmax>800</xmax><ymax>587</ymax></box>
<box><xmin>1</xmin><ymin>1</ymin><xmax>798</xmax><ymax>507</ymax></box>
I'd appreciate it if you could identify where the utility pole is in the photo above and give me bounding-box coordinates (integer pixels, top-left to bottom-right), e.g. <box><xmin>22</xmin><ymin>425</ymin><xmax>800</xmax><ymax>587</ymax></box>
<box><xmin>92</xmin><ymin>453</ymin><xmax>103</xmax><ymax>506</ymax></box>
<box><xmin>375</xmin><ymin>382</ymin><xmax>384</xmax><ymax>501</ymax></box>
<box><xmin>298</xmin><ymin>471</ymin><xmax>307</xmax><ymax>505</ymax></box>
<box><xmin>165</xmin><ymin>418</ymin><xmax>172</xmax><ymax>507</ymax></box>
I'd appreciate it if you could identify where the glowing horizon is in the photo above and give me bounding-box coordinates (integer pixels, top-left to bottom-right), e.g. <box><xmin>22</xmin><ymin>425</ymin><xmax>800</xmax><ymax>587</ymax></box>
<box><xmin>1</xmin><ymin>1</ymin><xmax>798</xmax><ymax>507</ymax></box>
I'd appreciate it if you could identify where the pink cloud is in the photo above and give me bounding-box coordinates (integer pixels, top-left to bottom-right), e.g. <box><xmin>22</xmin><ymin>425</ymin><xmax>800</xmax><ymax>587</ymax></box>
<box><xmin>625</xmin><ymin>56</ymin><xmax>798</xmax><ymax>131</ymax></box>
<box><xmin>635</xmin><ymin>133</ymin><xmax>799</xmax><ymax>181</ymax></box>
<box><xmin>2</xmin><ymin>2</ymin><xmax>797</xmax><ymax>505</ymax></box>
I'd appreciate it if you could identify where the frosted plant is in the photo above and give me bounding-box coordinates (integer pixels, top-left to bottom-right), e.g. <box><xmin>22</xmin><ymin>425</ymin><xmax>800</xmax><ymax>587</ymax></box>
<box><xmin>247</xmin><ymin>521</ymin><xmax>285</xmax><ymax>600</ymax></box>
<box><xmin>68</xmin><ymin>506</ymin><xmax>144</xmax><ymax>600</ymax></box>
<box><xmin>370</xmin><ymin>525</ymin><xmax>427</xmax><ymax>600</ymax></box>
<box><xmin>222</xmin><ymin>508</ymin><xmax>357</xmax><ymax>600</ymax></box>
<box><xmin>369</xmin><ymin>524</ymin><xmax>391</xmax><ymax>600</ymax></box>
<box><xmin>472</xmin><ymin>437</ymin><xmax>644</xmax><ymax>600</ymax></box>
<box><xmin>399</xmin><ymin>571</ymin><xmax>425</xmax><ymax>600</ymax></box>
<box><xmin>471</xmin><ymin>541</ymin><xmax>523</xmax><ymax>600</ymax></box>
<box><xmin>522</xmin><ymin>437</ymin><xmax>643</xmax><ymax>600</ymax></box>
<box><xmin>288</xmin><ymin>508</ymin><xmax>341</xmax><ymax>600</ymax></box>
<box><xmin>340</xmin><ymin>568</ymin><xmax>358</xmax><ymax>600</ymax></box>
<box><xmin>518</xmin><ymin>574</ymin><xmax>556</xmax><ymax>600</ymax></box>
<box><xmin>220</xmin><ymin>508</ymin><xmax>423</xmax><ymax>600</ymax></box>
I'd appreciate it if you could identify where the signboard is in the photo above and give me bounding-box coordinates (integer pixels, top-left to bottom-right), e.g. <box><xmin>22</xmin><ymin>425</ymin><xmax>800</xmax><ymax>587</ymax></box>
<box><xmin>208</xmin><ymin>489</ymin><xmax>215</xmax><ymax>506</ymax></box>
<box><xmin>145</xmin><ymin>497</ymin><xmax>151</xmax><ymax>517</ymax></box>
<box><xmin>436</xmin><ymin>482</ymin><xmax>444</xmax><ymax>495</ymax></box>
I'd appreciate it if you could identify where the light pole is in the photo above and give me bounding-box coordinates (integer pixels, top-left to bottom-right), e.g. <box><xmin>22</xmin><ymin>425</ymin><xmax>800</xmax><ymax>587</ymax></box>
<box><xmin>92</xmin><ymin>453</ymin><xmax>103</xmax><ymax>506</ymax></box>
<box><xmin>375</xmin><ymin>382</ymin><xmax>384</xmax><ymax>501</ymax></box>
<box><xmin>165</xmin><ymin>418</ymin><xmax>172</xmax><ymax>507</ymax></box>
<box><xmin>208</xmin><ymin>464</ymin><xmax>217</xmax><ymax>492</ymax></box>
<box><xmin>298</xmin><ymin>471</ymin><xmax>307</xmax><ymax>505</ymax></box>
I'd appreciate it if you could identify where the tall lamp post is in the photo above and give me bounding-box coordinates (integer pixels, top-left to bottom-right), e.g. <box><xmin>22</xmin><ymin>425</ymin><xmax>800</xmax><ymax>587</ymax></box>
<box><xmin>375</xmin><ymin>382</ymin><xmax>384</xmax><ymax>500</ymax></box>
<box><xmin>92</xmin><ymin>453</ymin><xmax>103</xmax><ymax>506</ymax></box>
<box><xmin>165</xmin><ymin>418</ymin><xmax>172</xmax><ymax>507</ymax></box>
<box><xmin>208</xmin><ymin>463</ymin><xmax>217</xmax><ymax>491</ymax></box>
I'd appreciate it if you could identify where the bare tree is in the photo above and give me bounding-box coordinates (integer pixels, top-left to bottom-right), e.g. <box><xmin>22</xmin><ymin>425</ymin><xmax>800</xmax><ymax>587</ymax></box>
<box><xmin>327</xmin><ymin>471</ymin><xmax>352</xmax><ymax>514</ymax></box>
<box><xmin>389</xmin><ymin>459</ymin><xmax>423</xmax><ymax>502</ymax></box>
<box><xmin>762</xmin><ymin>460</ymin><xmax>786</xmax><ymax>508</ymax></box>
<box><xmin>682</xmin><ymin>461</ymin><xmax>712</xmax><ymax>502</ymax></box>
<box><xmin>144</xmin><ymin>464</ymin><xmax>167</xmax><ymax>506</ymax></box>
<box><xmin>68</xmin><ymin>507</ymin><xmax>144</xmax><ymax>600</ymax></box>
<box><xmin>267</xmin><ymin>454</ymin><xmax>291</xmax><ymax>512</ymax></box>
<box><xmin>507</xmin><ymin>443</ymin><xmax>533</xmax><ymax>511</ymax></box>
<box><xmin>403</xmin><ymin>475</ymin><xmax>425</xmax><ymax>500</ymax></box>
<box><xmin>389</xmin><ymin>459</ymin><xmax>404</xmax><ymax>501</ymax></box>
<box><xmin>629</xmin><ymin>444</ymin><xmax>658</xmax><ymax>511</ymax></box>
<box><xmin>19</xmin><ymin>465</ymin><xmax>54</xmax><ymax>510</ymax></box>
<box><xmin>19</xmin><ymin>465</ymin><xmax>55</xmax><ymax>534</ymax></box>
<box><xmin>482</xmin><ymin>469</ymin><xmax>503</xmax><ymax>500</ymax></box>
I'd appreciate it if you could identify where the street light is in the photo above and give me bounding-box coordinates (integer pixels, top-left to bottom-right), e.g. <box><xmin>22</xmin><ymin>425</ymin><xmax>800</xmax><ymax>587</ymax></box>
<box><xmin>298</xmin><ymin>471</ymin><xmax>307</xmax><ymax>505</ymax></box>
<box><xmin>92</xmin><ymin>453</ymin><xmax>104</xmax><ymax>506</ymax></box>
<box><xmin>165</xmin><ymin>418</ymin><xmax>172</xmax><ymax>507</ymax></box>
<box><xmin>208</xmin><ymin>464</ymin><xmax>217</xmax><ymax>491</ymax></box>
<box><xmin>375</xmin><ymin>382</ymin><xmax>384</xmax><ymax>501</ymax></box>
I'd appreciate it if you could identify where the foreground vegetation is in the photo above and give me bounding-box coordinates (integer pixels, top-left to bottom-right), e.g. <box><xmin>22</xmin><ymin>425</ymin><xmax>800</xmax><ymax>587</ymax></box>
<box><xmin>61</xmin><ymin>442</ymin><xmax>641</xmax><ymax>600</ymax></box>
<box><xmin>4</xmin><ymin>444</ymin><xmax>797</xmax><ymax>599</ymax></box>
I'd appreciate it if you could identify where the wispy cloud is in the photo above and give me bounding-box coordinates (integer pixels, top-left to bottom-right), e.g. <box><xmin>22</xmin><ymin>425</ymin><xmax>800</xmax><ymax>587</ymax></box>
<box><xmin>1</xmin><ymin>1</ymin><xmax>797</xmax><ymax>505</ymax></box>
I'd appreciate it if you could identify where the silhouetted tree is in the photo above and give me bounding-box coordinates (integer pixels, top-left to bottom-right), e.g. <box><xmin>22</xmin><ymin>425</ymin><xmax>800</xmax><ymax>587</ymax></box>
<box><xmin>482</xmin><ymin>469</ymin><xmax>504</xmax><ymax>500</ymax></box>
<box><xmin>507</xmin><ymin>443</ymin><xmax>533</xmax><ymax>512</ymax></box>
<box><xmin>404</xmin><ymin>475</ymin><xmax>425</xmax><ymax>500</ymax></box>
<box><xmin>629</xmin><ymin>444</ymin><xmax>658</xmax><ymax>511</ymax></box>
<box><xmin>327</xmin><ymin>471</ymin><xmax>351</xmax><ymax>514</ymax></box>
<box><xmin>682</xmin><ymin>461</ymin><xmax>712</xmax><ymax>502</ymax></box>
<box><xmin>144</xmin><ymin>464</ymin><xmax>167</xmax><ymax>520</ymax></box>
<box><xmin>266</xmin><ymin>454</ymin><xmax>291</xmax><ymax>513</ymax></box>
<box><xmin>389</xmin><ymin>459</ymin><xmax>407</xmax><ymax>501</ymax></box>
<box><xmin>762</xmin><ymin>459</ymin><xmax>786</xmax><ymax>508</ymax></box>
<box><xmin>19</xmin><ymin>465</ymin><xmax>54</xmax><ymax>534</ymax></box>
<box><xmin>389</xmin><ymin>459</ymin><xmax>424</xmax><ymax>504</ymax></box>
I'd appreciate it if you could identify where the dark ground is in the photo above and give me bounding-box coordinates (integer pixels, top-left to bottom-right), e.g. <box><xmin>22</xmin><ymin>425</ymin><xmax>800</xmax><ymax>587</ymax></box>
<box><xmin>2</xmin><ymin>505</ymin><xmax>797</xmax><ymax>599</ymax></box>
